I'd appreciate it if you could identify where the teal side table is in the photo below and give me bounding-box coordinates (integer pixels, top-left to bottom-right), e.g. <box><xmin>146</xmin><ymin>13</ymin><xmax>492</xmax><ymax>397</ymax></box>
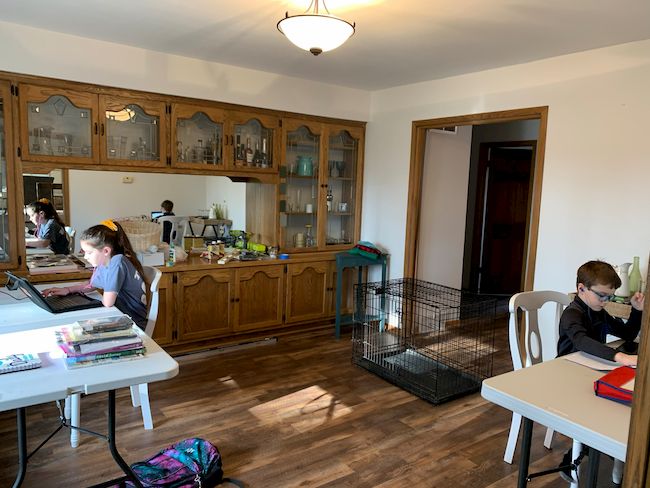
<box><xmin>335</xmin><ymin>252</ymin><xmax>388</xmax><ymax>339</ymax></box>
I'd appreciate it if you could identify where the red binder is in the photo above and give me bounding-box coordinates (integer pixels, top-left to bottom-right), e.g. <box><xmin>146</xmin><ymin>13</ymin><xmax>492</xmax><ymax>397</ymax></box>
<box><xmin>594</xmin><ymin>366</ymin><xmax>635</xmax><ymax>405</ymax></box>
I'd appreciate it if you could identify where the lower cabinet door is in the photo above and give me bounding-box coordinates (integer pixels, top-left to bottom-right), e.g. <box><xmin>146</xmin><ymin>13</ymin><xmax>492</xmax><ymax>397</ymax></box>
<box><xmin>150</xmin><ymin>272</ymin><xmax>174</xmax><ymax>346</ymax></box>
<box><xmin>285</xmin><ymin>261</ymin><xmax>329</xmax><ymax>324</ymax></box>
<box><xmin>234</xmin><ymin>265</ymin><xmax>284</xmax><ymax>332</ymax></box>
<box><xmin>176</xmin><ymin>269</ymin><xmax>234</xmax><ymax>342</ymax></box>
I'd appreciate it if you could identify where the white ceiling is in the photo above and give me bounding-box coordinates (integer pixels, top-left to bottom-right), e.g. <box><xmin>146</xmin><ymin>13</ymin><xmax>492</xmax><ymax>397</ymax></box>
<box><xmin>2</xmin><ymin>0</ymin><xmax>650</xmax><ymax>91</ymax></box>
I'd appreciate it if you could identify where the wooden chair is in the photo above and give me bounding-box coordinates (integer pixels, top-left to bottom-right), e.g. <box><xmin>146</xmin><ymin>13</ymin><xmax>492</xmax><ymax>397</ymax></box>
<box><xmin>66</xmin><ymin>265</ymin><xmax>163</xmax><ymax>447</ymax></box>
<box><xmin>504</xmin><ymin>291</ymin><xmax>571</xmax><ymax>464</ymax></box>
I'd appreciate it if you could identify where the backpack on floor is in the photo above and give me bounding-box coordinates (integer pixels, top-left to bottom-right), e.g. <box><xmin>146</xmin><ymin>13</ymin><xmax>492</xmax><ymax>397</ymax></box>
<box><xmin>124</xmin><ymin>437</ymin><xmax>243</xmax><ymax>488</ymax></box>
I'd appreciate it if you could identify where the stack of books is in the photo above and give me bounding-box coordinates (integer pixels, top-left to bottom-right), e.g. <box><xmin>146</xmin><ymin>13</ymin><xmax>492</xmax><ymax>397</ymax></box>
<box><xmin>55</xmin><ymin>315</ymin><xmax>146</xmax><ymax>369</ymax></box>
<box><xmin>27</xmin><ymin>254</ymin><xmax>81</xmax><ymax>275</ymax></box>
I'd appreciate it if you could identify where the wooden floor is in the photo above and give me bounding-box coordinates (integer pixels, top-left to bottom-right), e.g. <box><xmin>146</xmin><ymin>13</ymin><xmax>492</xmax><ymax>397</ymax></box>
<box><xmin>0</xmin><ymin>319</ymin><xmax>619</xmax><ymax>487</ymax></box>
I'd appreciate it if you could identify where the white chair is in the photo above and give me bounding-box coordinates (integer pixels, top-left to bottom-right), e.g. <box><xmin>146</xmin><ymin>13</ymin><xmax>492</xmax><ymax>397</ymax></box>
<box><xmin>64</xmin><ymin>226</ymin><xmax>76</xmax><ymax>254</ymax></box>
<box><xmin>129</xmin><ymin>265</ymin><xmax>163</xmax><ymax>430</ymax></box>
<box><xmin>66</xmin><ymin>265</ymin><xmax>163</xmax><ymax>447</ymax></box>
<box><xmin>504</xmin><ymin>291</ymin><xmax>570</xmax><ymax>463</ymax></box>
<box><xmin>157</xmin><ymin>216</ymin><xmax>189</xmax><ymax>247</ymax></box>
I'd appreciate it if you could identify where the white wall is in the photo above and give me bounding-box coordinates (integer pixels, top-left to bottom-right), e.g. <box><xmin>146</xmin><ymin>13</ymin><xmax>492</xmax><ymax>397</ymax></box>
<box><xmin>67</xmin><ymin>171</ymin><xmax>252</xmax><ymax>250</ymax></box>
<box><xmin>68</xmin><ymin>171</ymin><xmax>208</xmax><ymax>250</ymax></box>
<box><xmin>365</xmin><ymin>39</ymin><xmax>650</xmax><ymax>291</ymax></box>
<box><xmin>416</xmin><ymin>126</ymin><xmax>472</xmax><ymax>287</ymax></box>
<box><xmin>0</xmin><ymin>21</ymin><xmax>370</xmax><ymax>121</ymax></box>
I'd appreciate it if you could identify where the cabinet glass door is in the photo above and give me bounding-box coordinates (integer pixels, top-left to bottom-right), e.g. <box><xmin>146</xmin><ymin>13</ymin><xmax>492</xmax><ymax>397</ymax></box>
<box><xmin>325</xmin><ymin>129</ymin><xmax>358</xmax><ymax>247</ymax></box>
<box><xmin>232</xmin><ymin>117</ymin><xmax>275</xmax><ymax>170</ymax></box>
<box><xmin>282</xmin><ymin>125</ymin><xmax>320</xmax><ymax>250</ymax></box>
<box><xmin>105</xmin><ymin>104</ymin><xmax>159</xmax><ymax>161</ymax></box>
<box><xmin>172</xmin><ymin>106</ymin><xmax>225</xmax><ymax>169</ymax></box>
<box><xmin>0</xmin><ymin>83</ymin><xmax>18</xmax><ymax>267</ymax></box>
<box><xmin>100</xmin><ymin>96</ymin><xmax>166</xmax><ymax>166</ymax></box>
<box><xmin>20</xmin><ymin>85</ymin><xmax>98</xmax><ymax>163</ymax></box>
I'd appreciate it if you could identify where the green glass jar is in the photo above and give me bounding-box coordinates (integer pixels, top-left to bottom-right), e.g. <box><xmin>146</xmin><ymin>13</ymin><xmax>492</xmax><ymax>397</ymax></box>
<box><xmin>629</xmin><ymin>256</ymin><xmax>642</xmax><ymax>295</ymax></box>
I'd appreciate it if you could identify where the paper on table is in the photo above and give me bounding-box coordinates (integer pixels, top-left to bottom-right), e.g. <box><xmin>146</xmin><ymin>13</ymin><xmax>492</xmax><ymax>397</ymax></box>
<box><xmin>563</xmin><ymin>351</ymin><xmax>620</xmax><ymax>371</ymax></box>
<box><xmin>622</xmin><ymin>378</ymin><xmax>635</xmax><ymax>391</ymax></box>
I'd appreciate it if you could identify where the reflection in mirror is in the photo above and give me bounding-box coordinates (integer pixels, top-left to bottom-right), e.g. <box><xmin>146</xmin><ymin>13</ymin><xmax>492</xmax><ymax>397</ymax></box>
<box><xmin>0</xmin><ymin>97</ymin><xmax>9</xmax><ymax>262</ymax></box>
<box><xmin>22</xmin><ymin>168</ymin><xmax>69</xmax><ymax>236</ymax></box>
<box><xmin>22</xmin><ymin>169</ymin><xmax>252</xmax><ymax>254</ymax></box>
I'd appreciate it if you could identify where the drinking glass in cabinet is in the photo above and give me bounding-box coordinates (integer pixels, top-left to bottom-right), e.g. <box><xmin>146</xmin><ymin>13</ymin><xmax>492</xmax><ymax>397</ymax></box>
<box><xmin>105</xmin><ymin>104</ymin><xmax>159</xmax><ymax>161</ymax></box>
<box><xmin>175</xmin><ymin>112</ymin><xmax>223</xmax><ymax>165</ymax></box>
<box><xmin>27</xmin><ymin>95</ymin><xmax>93</xmax><ymax>158</ymax></box>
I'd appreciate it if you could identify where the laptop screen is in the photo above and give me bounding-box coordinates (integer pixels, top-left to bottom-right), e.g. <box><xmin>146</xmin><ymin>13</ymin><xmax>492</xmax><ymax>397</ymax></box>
<box><xmin>5</xmin><ymin>271</ymin><xmax>52</xmax><ymax>311</ymax></box>
<box><xmin>151</xmin><ymin>211</ymin><xmax>164</xmax><ymax>220</ymax></box>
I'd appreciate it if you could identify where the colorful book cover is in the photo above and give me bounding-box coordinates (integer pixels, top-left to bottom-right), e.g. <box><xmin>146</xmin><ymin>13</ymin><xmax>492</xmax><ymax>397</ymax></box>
<box><xmin>0</xmin><ymin>353</ymin><xmax>42</xmax><ymax>374</ymax></box>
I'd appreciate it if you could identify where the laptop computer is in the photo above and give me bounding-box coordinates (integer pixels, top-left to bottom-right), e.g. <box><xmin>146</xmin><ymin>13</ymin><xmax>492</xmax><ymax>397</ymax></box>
<box><xmin>4</xmin><ymin>271</ymin><xmax>103</xmax><ymax>314</ymax></box>
<box><xmin>151</xmin><ymin>211</ymin><xmax>164</xmax><ymax>220</ymax></box>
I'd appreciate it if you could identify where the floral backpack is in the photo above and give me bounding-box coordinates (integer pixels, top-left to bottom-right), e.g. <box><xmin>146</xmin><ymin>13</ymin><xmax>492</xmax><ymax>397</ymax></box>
<box><xmin>123</xmin><ymin>438</ymin><xmax>243</xmax><ymax>488</ymax></box>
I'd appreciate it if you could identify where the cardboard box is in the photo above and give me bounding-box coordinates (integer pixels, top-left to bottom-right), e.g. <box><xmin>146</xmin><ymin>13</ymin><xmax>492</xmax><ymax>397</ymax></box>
<box><xmin>136</xmin><ymin>251</ymin><xmax>164</xmax><ymax>267</ymax></box>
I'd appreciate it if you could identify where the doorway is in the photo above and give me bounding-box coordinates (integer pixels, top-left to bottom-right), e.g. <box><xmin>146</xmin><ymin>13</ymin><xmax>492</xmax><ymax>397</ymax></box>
<box><xmin>467</xmin><ymin>142</ymin><xmax>535</xmax><ymax>295</ymax></box>
<box><xmin>404</xmin><ymin>106</ymin><xmax>548</xmax><ymax>294</ymax></box>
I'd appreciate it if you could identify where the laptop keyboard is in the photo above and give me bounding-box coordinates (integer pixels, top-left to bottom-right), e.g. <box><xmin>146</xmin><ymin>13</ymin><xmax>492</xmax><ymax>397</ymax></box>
<box><xmin>47</xmin><ymin>294</ymin><xmax>93</xmax><ymax>310</ymax></box>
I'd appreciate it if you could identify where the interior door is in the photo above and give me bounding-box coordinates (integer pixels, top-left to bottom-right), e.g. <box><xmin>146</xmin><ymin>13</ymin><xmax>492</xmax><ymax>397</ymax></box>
<box><xmin>471</xmin><ymin>144</ymin><xmax>534</xmax><ymax>295</ymax></box>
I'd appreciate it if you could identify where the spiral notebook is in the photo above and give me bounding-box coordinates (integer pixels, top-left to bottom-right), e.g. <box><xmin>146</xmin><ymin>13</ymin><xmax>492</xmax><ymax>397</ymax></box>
<box><xmin>0</xmin><ymin>353</ymin><xmax>42</xmax><ymax>374</ymax></box>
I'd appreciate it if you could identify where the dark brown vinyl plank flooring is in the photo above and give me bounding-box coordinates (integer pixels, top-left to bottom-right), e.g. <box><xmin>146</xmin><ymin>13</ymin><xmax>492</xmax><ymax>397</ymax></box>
<box><xmin>0</xmin><ymin>319</ymin><xmax>618</xmax><ymax>487</ymax></box>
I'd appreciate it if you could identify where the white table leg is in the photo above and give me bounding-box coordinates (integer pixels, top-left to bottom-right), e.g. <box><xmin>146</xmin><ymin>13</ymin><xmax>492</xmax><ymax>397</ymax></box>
<box><xmin>70</xmin><ymin>392</ymin><xmax>81</xmax><ymax>448</ymax></box>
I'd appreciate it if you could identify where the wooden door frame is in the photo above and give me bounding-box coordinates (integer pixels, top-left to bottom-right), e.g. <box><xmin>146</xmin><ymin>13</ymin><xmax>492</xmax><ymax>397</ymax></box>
<box><xmin>403</xmin><ymin>106</ymin><xmax>548</xmax><ymax>293</ymax></box>
<box><xmin>469</xmin><ymin>140</ymin><xmax>536</xmax><ymax>293</ymax></box>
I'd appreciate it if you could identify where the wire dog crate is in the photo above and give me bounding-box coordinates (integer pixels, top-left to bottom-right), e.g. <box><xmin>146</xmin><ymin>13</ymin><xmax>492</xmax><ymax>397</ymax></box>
<box><xmin>352</xmin><ymin>278</ymin><xmax>497</xmax><ymax>405</ymax></box>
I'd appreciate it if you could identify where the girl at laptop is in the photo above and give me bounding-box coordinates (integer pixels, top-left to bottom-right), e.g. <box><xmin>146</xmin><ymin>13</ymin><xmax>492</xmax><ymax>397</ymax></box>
<box><xmin>42</xmin><ymin>219</ymin><xmax>147</xmax><ymax>329</ymax></box>
<box><xmin>25</xmin><ymin>198</ymin><xmax>70</xmax><ymax>254</ymax></box>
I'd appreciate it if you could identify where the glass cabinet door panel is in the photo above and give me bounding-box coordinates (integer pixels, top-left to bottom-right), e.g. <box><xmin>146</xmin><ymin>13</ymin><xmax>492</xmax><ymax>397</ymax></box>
<box><xmin>231</xmin><ymin>115</ymin><xmax>276</xmax><ymax>171</ymax></box>
<box><xmin>173</xmin><ymin>108</ymin><xmax>224</xmax><ymax>168</ymax></box>
<box><xmin>326</xmin><ymin>129</ymin><xmax>359</xmax><ymax>247</ymax></box>
<box><xmin>19</xmin><ymin>85</ymin><xmax>98</xmax><ymax>163</ymax></box>
<box><xmin>0</xmin><ymin>83</ymin><xmax>19</xmax><ymax>267</ymax></box>
<box><xmin>100</xmin><ymin>96</ymin><xmax>167</xmax><ymax>166</ymax></box>
<box><xmin>282</xmin><ymin>124</ymin><xmax>320</xmax><ymax>250</ymax></box>
<box><xmin>105</xmin><ymin>104</ymin><xmax>159</xmax><ymax>161</ymax></box>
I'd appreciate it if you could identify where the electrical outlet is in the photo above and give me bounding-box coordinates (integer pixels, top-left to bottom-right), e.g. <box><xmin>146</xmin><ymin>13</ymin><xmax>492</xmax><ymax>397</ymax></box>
<box><xmin>122</xmin><ymin>176</ymin><xmax>134</xmax><ymax>184</ymax></box>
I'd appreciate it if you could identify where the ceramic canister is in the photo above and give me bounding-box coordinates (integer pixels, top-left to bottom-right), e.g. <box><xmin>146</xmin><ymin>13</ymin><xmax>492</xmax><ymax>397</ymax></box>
<box><xmin>297</xmin><ymin>156</ymin><xmax>313</xmax><ymax>176</ymax></box>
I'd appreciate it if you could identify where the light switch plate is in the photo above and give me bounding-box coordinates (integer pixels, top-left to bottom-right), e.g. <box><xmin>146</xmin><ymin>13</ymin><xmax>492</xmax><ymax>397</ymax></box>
<box><xmin>122</xmin><ymin>176</ymin><xmax>134</xmax><ymax>184</ymax></box>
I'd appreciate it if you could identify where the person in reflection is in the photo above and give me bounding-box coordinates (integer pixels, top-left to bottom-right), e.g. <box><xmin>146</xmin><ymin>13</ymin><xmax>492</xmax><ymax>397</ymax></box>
<box><xmin>25</xmin><ymin>198</ymin><xmax>70</xmax><ymax>254</ymax></box>
<box><xmin>159</xmin><ymin>199</ymin><xmax>175</xmax><ymax>244</ymax></box>
<box><xmin>555</xmin><ymin>259</ymin><xmax>644</xmax><ymax>482</ymax></box>
<box><xmin>42</xmin><ymin>219</ymin><xmax>147</xmax><ymax>329</ymax></box>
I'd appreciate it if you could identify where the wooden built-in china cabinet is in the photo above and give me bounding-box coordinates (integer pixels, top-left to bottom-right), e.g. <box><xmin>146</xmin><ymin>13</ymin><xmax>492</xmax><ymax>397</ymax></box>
<box><xmin>0</xmin><ymin>70</ymin><xmax>365</xmax><ymax>354</ymax></box>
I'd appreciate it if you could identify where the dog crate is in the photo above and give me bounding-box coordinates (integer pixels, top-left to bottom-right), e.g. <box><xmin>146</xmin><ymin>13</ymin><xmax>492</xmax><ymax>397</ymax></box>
<box><xmin>352</xmin><ymin>278</ymin><xmax>497</xmax><ymax>405</ymax></box>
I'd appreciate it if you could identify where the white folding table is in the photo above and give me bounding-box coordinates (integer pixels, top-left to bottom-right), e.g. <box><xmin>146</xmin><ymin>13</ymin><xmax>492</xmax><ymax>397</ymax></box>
<box><xmin>0</xmin><ymin>287</ymin><xmax>179</xmax><ymax>487</ymax></box>
<box><xmin>481</xmin><ymin>356</ymin><xmax>630</xmax><ymax>487</ymax></box>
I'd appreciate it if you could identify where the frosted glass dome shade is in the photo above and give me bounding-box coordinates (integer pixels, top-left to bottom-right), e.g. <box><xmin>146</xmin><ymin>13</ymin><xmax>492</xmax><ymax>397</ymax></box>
<box><xmin>278</xmin><ymin>13</ymin><xmax>355</xmax><ymax>56</ymax></box>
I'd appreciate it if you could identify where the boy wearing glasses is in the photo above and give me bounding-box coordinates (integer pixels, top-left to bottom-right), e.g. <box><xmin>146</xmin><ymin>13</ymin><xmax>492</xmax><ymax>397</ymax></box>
<box><xmin>557</xmin><ymin>260</ymin><xmax>644</xmax><ymax>367</ymax></box>
<box><xmin>556</xmin><ymin>260</ymin><xmax>643</xmax><ymax>482</ymax></box>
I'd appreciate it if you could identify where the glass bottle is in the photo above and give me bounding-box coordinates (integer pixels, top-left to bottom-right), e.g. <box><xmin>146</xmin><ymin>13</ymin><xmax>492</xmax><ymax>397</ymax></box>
<box><xmin>629</xmin><ymin>256</ymin><xmax>642</xmax><ymax>295</ymax></box>
<box><xmin>261</xmin><ymin>137</ymin><xmax>268</xmax><ymax>167</ymax></box>
<box><xmin>235</xmin><ymin>134</ymin><xmax>241</xmax><ymax>160</ymax></box>
<box><xmin>304</xmin><ymin>224</ymin><xmax>315</xmax><ymax>247</ymax></box>
<box><xmin>245</xmin><ymin>137</ymin><xmax>254</xmax><ymax>165</ymax></box>
<box><xmin>253</xmin><ymin>142</ymin><xmax>262</xmax><ymax>167</ymax></box>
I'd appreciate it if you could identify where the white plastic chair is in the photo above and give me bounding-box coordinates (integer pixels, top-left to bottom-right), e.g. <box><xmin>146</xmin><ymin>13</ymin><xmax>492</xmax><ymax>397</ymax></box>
<box><xmin>64</xmin><ymin>226</ymin><xmax>76</xmax><ymax>254</ymax></box>
<box><xmin>157</xmin><ymin>216</ymin><xmax>189</xmax><ymax>247</ymax></box>
<box><xmin>66</xmin><ymin>265</ymin><xmax>163</xmax><ymax>447</ymax></box>
<box><xmin>504</xmin><ymin>291</ymin><xmax>570</xmax><ymax>464</ymax></box>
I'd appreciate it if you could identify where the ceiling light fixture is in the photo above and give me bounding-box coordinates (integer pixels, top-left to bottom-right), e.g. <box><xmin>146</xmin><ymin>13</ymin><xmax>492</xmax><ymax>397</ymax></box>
<box><xmin>277</xmin><ymin>0</ymin><xmax>355</xmax><ymax>56</ymax></box>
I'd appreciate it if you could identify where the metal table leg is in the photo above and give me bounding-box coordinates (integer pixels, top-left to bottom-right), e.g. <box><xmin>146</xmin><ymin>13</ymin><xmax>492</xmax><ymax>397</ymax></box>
<box><xmin>586</xmin><ymin>447</ymin><xmax>600</xmax><ymax>488</ymax></box>
<box><xmin>106</xmin><ymin>390</ymin><xmax>143</xmax><ymax>488</ymax></box>
<box><xmin>517</xmin><ymin>418</ymin><xmax>533</xmax><ymax>488</ymax></box>
<box><xmin>12</xmin><ymin>408</ymin><xmax>27</xmax><ymax>488</ymax></box>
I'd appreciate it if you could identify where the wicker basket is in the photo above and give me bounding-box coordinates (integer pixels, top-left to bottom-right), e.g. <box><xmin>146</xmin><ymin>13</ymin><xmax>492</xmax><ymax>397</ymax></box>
<box><xmin>117</xmin><ymin>220</ymin><xmax>161</xmax><ymax>253</ymax></box>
